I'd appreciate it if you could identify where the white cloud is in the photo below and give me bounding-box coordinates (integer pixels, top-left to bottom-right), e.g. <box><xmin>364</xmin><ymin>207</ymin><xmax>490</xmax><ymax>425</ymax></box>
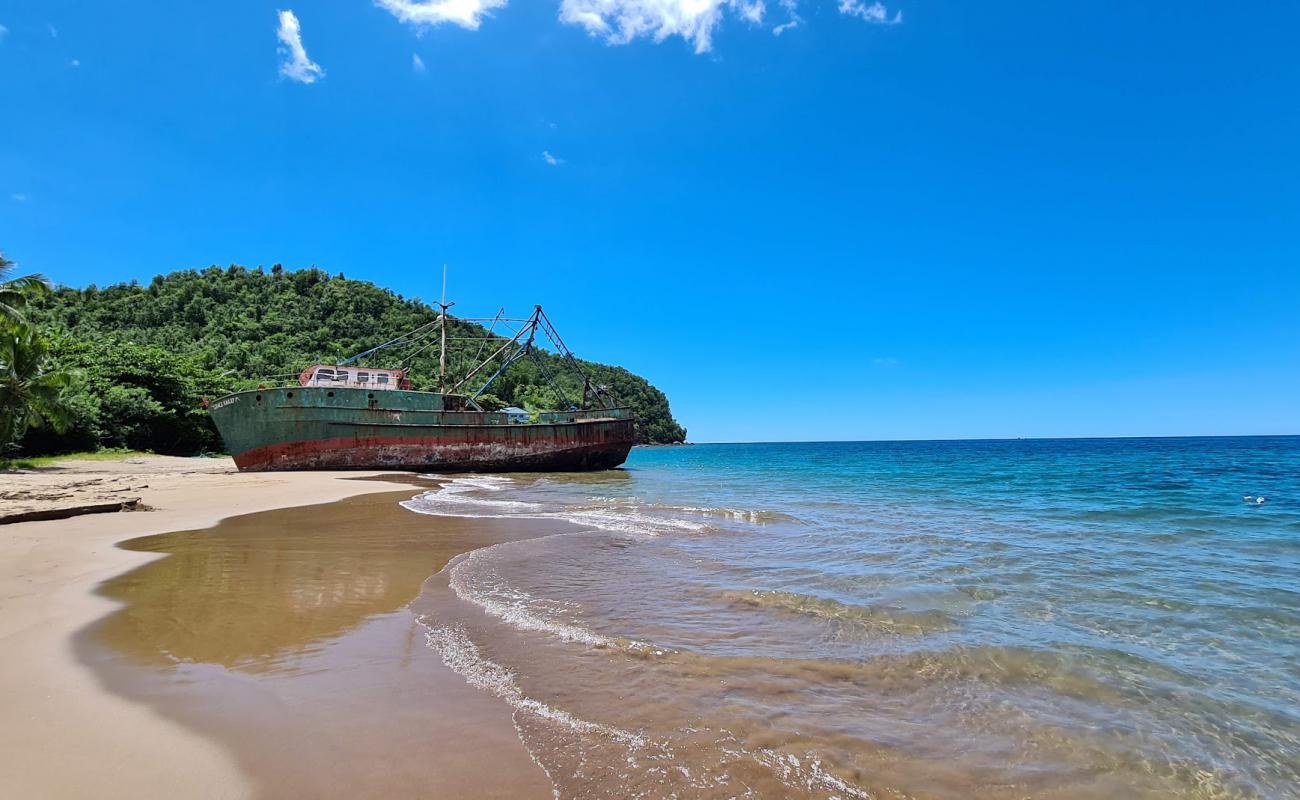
<box><xmin>11</xmin><ymin>193</ymin><xmax>27</xmax><ymax>202</ymax></box>
<box><xmin>559</xmin><ymin>0</ymin><xmax>774</xmax><ymax>54</ymax></box>
<box><xmin>872</xmin><ymin>356</ymin><xmax>899</xmax><ymax>366</ymax></box>
<box><xmin>376</xmin><ymin>0</ymin><xmax>507</xmax><ymax>31</ymax></box>
<box><xmin>276</xmin><ymin>10</ymin><xmax>325</xmax><ymax>84</ymax></box>
<box><xmin>374</xmin><ymin>0</ymin><xmax>898</xmax><ymax>53</ymax></box>
<box><xmin>47</xmin><ymin>23</ymin><xmax>58</xmax><ymax>38</ymax></box>
<box><xmin>412</xmin><ymin>52</ymin><xmax>426</xmax><ymax>72</ymax></box>
<box><xmin>0</xmin><ymin>24</ymin><xmax>9</xmax><ymax>41</ymax></box>
<box><xmin>772</xmin><ymin>0</ymin><xmax>800</xmax><ymax>35</ymax></box>
<box><xmin>69</xmin><ymin>58</ymin><xmax>80</xmax><ymax>67</ymax></box>
<box><xmin>542</xmin><ymin>150</ymin><xmax>563</xmax><ymax>166</ymax></box>
<box><xmin>837</xmin><ymin>0</ymin><xmax>901</xmax><ymax>24</ymax></box>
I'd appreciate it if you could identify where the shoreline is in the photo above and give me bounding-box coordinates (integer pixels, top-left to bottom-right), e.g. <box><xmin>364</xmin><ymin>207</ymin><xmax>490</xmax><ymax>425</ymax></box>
<box><xmin>6</xmin><ymin>442</ymin><xmax>1288</xmax><ymax>798</ymax></box>
<box><xmin>77</xmin><ymin>488</ymin><xmax>566</xmax><ymax>798</ymax></box>
<box><xmin>0</xmin><ymin>457</ymin><xmax>447</xmax><ymax>799</ymax></box>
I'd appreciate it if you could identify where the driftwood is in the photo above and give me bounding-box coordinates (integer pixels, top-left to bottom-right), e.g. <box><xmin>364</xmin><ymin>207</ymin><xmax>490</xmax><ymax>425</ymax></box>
<box><xmin>0</xmin><ymin>498</ymin><xmax>142</xmax><ymax>526</ymax></box>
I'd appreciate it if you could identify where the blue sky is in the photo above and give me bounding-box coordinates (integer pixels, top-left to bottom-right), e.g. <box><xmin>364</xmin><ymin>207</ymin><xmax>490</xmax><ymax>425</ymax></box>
<box><xmin>1</xmin><ymin>1</ymin><xmax>1297</xmax><ymax>442</ymax></box>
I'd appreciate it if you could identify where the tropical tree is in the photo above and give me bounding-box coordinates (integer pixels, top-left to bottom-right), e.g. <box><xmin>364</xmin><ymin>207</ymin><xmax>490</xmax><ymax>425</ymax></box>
<box><xmin>28</xmin><ymin>335</ymin><xmax>227</xmax><ymax>455</ymax></box>
<box><xmin>0</xmin><ymin>324</ymin><xmax>74</xmax><ymax>458</ymax></box>
<box><xmin>0</xmin><ymin>251</ymin><xmax>51</xmax><ymax>328</ymax></box>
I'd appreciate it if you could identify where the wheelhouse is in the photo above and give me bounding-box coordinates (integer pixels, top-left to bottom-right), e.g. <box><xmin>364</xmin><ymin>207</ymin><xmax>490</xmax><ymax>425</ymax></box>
<box><xmin>298</xmin><ymin>365</ymin><xmax>411</xmax><ymax>390</ymax></box>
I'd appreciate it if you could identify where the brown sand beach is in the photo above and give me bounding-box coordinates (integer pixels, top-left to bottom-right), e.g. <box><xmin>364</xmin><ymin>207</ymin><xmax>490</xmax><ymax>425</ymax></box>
<box><xmin>0</xmin><ymin>456</ymin><xmax>558</xmax><ymax>799</ymax></box>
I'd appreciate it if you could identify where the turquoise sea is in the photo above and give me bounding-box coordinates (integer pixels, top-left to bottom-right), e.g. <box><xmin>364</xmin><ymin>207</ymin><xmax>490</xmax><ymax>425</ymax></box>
<box><xmin>405</xmin><ymin>436</ymin><xmax>1300</xmax><ymax>799</ymax></box>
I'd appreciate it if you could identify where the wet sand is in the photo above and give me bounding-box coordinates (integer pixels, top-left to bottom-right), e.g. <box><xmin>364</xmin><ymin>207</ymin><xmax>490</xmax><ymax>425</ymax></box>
<box><xmin>0</xmin><ymin>457</ymin><xmax>553</xmax><ymax>799</ymax></box>
<box><xmin>79</xmin><ymin>490</ymin><xmax>564</xmax><ymax>799</ymax></box>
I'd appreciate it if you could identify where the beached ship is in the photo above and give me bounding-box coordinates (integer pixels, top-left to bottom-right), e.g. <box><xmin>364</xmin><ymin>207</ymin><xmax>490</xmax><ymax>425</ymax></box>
<box><xmin>208</xmin><ymin>303</ymin><xmax>636</xmax><ymax>472</ymax></box>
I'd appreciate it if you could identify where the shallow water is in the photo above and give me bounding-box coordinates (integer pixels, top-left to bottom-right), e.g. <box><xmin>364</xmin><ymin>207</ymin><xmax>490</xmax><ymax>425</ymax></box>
<box><xmin>404</xmin><ymin>437</ymin><xmax>1300</xmax><ymax>799</ymax></box>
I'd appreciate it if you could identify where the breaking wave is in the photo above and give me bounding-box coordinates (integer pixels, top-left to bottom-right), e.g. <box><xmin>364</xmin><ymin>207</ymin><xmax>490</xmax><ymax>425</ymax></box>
<box><xmin>417</xmin><ymin>620</ymin><xmax>875</xmax><ymax>800</ymax></box>
<box><xmin>400</xmin><ymin>475</ymin><xmax>788</xmax><ymax>538</ymax></box>
<box><xmin>420</xmin><ymin>620</ymin><xmax>646</xmax><ymax>747</ymax></box>
<box><xmin>445</xmin><ymin>543</ymin><xmax>665</xmax><ymax>654</ymax></box>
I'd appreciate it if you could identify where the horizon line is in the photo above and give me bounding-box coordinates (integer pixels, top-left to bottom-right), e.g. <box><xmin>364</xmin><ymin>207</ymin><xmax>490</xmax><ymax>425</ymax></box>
<box><xmin>669</xmin><ymin>433</ymin><xmax>1300</xmax><ymax>446</ymax></box>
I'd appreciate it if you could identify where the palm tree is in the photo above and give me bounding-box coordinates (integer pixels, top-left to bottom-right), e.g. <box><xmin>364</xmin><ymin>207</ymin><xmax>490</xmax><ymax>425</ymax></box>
<box><xmin>0</xmin><ymin>251</ymin><xmax>51</xmax><ymax>328</ymax></box>
<box><xmin>0</xmin><ymin>323</ymin><xmax>73</xmax><ymax>457</ymax></box>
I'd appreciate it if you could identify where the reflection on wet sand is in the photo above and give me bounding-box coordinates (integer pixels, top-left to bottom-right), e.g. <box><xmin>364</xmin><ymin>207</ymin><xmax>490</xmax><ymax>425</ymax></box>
<box><xmin>80</xmin><ymin>488</ymin><xmax>565</xmax><ymax>799</ymax></box>
<box><xmin>96</xmin><ymin>488</ymin><xmax>471</xmax><ymax>672</ymax></box>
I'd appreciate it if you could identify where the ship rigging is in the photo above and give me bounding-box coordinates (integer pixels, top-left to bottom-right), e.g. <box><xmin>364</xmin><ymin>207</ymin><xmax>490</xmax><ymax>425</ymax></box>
<box><xmin>333</xmin><ymin>303</ymin><xmax>617</xmax><ymax>412</ymax></box>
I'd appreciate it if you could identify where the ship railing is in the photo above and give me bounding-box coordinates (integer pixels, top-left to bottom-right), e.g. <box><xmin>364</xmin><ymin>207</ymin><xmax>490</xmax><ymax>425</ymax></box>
<box><xmin>533</xmin><ymin>407</ymin><xmax>634</xmax><ymax>424</ymax></box>
<box><xmin>414</xmin><ymin>408</ymin><xmax>632</xmax><ymax>426</ymax></box>
<box><xmin>222</xmin><ymin>384</ymin><xmax>634</xmax><ymax>424</ymax></box>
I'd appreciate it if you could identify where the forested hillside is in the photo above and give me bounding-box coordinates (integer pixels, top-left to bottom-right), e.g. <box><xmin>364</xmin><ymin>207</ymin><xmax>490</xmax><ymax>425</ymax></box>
<box><xmin>21</xmin><ymin>265</ymin><xmax>686</xmax><ymax>455</ymax></box>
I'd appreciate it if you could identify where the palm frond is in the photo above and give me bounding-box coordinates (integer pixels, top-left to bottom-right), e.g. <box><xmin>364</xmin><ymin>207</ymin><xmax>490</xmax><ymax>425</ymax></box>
<box><xmin>0</xmin><ymin>322</ymin><xmax>75</xmax><ymax>443</ymax></box>
<box><xmin>0</xmin><ymin>299</ymin><xmax>26</xmax><ymax>324</ymax></box>
<box><xmin>3</xmin><ymin>274</ymin><xmax>51</xmax><ymax>293</ymax></box>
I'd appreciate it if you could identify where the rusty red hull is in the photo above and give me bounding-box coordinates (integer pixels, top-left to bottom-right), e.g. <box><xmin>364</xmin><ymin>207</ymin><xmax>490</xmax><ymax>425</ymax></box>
<box><xmin>209</xmin><ymin>386</ymin><xmax>636</xmax><ymax>473</ymax></box>
<box><xmin>231</xmin><ymin>431</ymin><xmax>634</xmax><ymax>472</ymax></box>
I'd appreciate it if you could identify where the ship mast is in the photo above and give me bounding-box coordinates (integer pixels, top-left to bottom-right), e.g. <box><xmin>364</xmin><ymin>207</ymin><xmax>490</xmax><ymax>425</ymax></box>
<box><xmin>437</xmin><ymin>264</ymin><xmax>455</xmax><ymax>393</ymax></box>
<box><xmin>336</xmin><ymin>287</ymin><xmax>615</xmax><ymax>410</ymax></box>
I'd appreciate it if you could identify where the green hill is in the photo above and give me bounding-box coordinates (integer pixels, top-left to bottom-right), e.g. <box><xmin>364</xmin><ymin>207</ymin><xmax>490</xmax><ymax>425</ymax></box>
<box><xmin>22</xmin><ymin>265</ymin><xmax>686</xmax><ymax>455</ymax></box>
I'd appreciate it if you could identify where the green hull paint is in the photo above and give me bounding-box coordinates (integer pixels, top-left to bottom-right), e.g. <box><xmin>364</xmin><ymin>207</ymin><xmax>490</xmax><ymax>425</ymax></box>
<box><xmin>208</xmin><ymin>386</ymin><xmax>636</xmax><ymax>472</ymax></box>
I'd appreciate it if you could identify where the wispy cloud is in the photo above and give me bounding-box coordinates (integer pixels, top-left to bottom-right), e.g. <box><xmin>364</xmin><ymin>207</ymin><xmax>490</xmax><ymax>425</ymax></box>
<box><xmin>0</xmin><ymin>24</ymin><xmax>9</xmax><ymax>42</ymax></box>
<box><xmin>47</xmin><ymin>23</ymin><xmax>57</xmax><ymax>38</ymax></box>
<box><xmin>542</xmin><ymin>150</ymin><xmax>563</xmax><ymax>166</ymax></box>
<box><xmin>772</xmin><ymin>0</ymin><xmax>800</xmax><ymax>35</ymax></box>
<box><xmin>276</xmin><ymin>10</ymin><xmax>325</xmax><ymax>84</ymax></box>
<box><xmin>376</xmin><ymin>0</ymin><xmax>507</xmax><ymax>31</ymax></box>
<box><xmin>11</xmin><ymin>193</ymin><xmax>27</xmax><ymax>202</ymax></box>
<box><xmin>374</xmin><ymin>0</ymin><xmax>898</xmax><ymax>53</ymax></box>
<box><xmin>559</xmin><ymin>0</ymin><xmax>770</xmax><ymax>54</ymax></box>
<box><xmin>412</xmin><ymin>52</ymin><xmax>426</xmax><ymax>73</ymax></box>
<box><xmin>69</xmin><ymin>58</ymin><xmax>80</xmax><ymax>67</ymax></box>
<box><xmin>838</xmin><ymin>0</ymin><xmax>901</xmax><ymax>24</ymax></box>
<box><xmin>872</xmin><ymin>357</ymin><xmax>900</xmax><ymax>366</ymax></box>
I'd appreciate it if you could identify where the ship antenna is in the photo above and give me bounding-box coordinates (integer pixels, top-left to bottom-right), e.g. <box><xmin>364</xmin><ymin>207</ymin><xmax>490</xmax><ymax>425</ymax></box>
<box><xmin>437</xmin><ymin>264</ymin><xmax>455</xmax><ymax>393</ymax></box>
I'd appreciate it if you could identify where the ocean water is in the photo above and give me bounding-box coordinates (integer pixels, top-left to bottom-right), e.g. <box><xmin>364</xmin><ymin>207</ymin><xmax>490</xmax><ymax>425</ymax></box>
<box><xmin>402</xmin><ymin>437</ymin><xmax>1300</xmax><ymax>799</ymax></box>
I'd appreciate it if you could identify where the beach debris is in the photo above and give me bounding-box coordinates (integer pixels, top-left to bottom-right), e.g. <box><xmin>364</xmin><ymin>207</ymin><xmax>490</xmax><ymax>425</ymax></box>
<box><xmin>1242</xmin><ymin>495</ymin><xmax>1266</xmax><ymax>504</ymax></box>
<box><xmin>0</xmin><ymin>498</ymin><xmax>141</xmax><ymax>525</ymax></box>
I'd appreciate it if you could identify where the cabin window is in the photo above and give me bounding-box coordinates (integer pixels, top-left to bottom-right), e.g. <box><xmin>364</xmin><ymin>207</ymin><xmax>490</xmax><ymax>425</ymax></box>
<box><xmin>376</xmin><ymin>374</ymin><xmax>390</xmax><ymax>384</ymax></box>
<box><xmin>356</xmin><ymin>372</ymin><xmax>370</xmax><ymax>383</ymax></box>
<box><xmin>334</xmin><ymin>370</ymin><xmax>350</xmax><ymax>382</ymax></box>
<box><xmin>315</xmin><ymin>368</ymin><xmax>335</xmax><ymax>382</ymax></box>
